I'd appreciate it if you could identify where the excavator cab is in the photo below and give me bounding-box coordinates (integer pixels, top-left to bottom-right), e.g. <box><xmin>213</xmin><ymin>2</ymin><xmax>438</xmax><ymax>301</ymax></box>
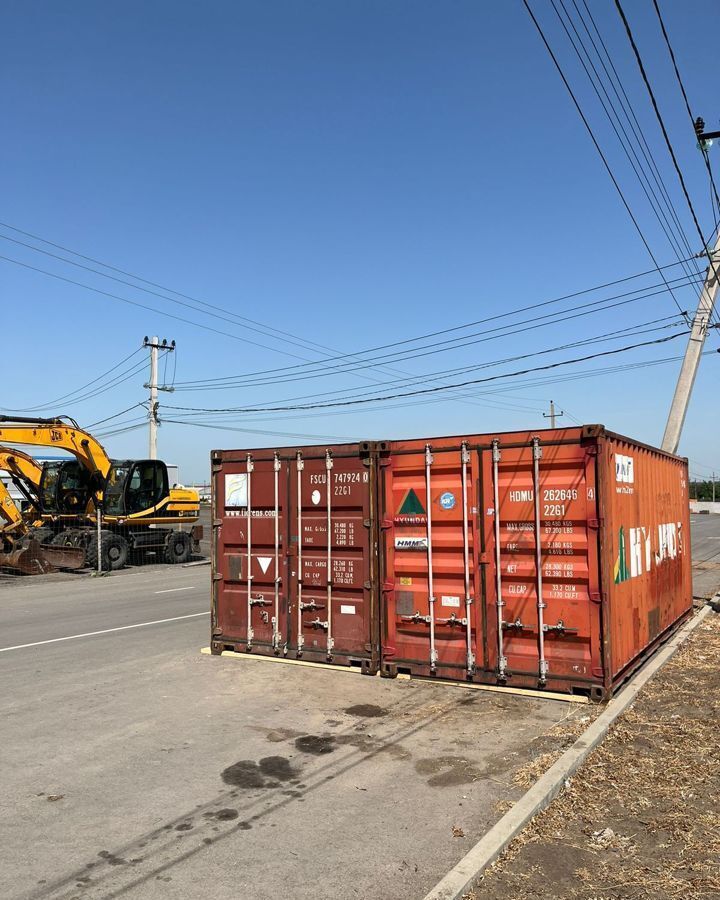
<box><xmin>40</xmin><ymin>459</ymin><xmax>171</xmax><ymax>519</ymax></box>
<box><xmin>104</xmin><ymin>460</ymin><xmax>169</xmax><ymax>516</ymax></box>
<box><xmin>39</xmin><ymin>461</ymin><xmax>95</xmax><ymax>516</ymax></box>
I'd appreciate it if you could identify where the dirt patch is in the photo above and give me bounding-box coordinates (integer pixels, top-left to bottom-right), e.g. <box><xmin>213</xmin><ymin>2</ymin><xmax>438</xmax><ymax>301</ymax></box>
<box><xmin>466</xmin><ymin>613</ymin><xmax>720</xmax><ymax>900</ymax></box>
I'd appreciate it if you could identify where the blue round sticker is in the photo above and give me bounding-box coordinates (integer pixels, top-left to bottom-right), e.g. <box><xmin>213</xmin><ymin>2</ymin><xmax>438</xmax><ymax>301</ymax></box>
<box><xmin>439</xmin><ymin>491</ymin><xmax>456</xmax><ymax>510</ymax></box>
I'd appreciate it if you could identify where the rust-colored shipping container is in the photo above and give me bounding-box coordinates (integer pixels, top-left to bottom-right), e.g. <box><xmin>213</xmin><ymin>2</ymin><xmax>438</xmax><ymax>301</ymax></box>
<box><xmin>211</xmin><ymin>426</ymin><xmax>692</xmax><ymax>698</ymax></box>
<box><xmin>211</xmin><ymin>443</ymin><xmax>380</xmax><ymax>672</ymax></box>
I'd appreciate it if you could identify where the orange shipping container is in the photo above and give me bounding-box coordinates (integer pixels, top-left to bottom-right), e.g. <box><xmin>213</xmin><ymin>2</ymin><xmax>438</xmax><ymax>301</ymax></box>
<box><xmin>211</xmin><ymin>426</ymin><xmax>692</xmax><ymax>699</ymax></box>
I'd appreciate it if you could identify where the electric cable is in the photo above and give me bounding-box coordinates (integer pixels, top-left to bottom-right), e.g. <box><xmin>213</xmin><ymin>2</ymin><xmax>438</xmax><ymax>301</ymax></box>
<box><xmin>523</xmin><ymin>0</ymin><xmax>688</xmax><ymax>317</ymax></box>
<box><xmin>174</xmin><ymin>273</ymin><xmax>700</xmax><ymax>388</ymax></box>
<box><xmin>166</xmin><ymin>332</ymin><xmax>687</xmax><ymax>414</ymax></box>
<box><xmin>559</xmin><ymin>0</ymin><xmax>703</xmax><ymax>290</ymax></box>
<box><xmin>614</xmin><ymin>0</ymin><xmax>720</xmax><ymax>308</ymax></box>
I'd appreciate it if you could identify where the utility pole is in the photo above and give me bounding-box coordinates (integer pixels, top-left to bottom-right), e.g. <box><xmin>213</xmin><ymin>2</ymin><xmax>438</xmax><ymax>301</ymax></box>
<box><xmin>543</xmin><ymin>400</ymin><xmax>563</xmax><ymax>429</ymax></box>
<box><xmin>143</xmin><ymin>336</ymin><xmax>175</xmax><ymax>460</ymax></box>
<box><xmin>713</xmin><ymin>472</ymin><xmax>716</xmax><ymax>504</ymax></box>
<box><xmin>662</xmin><ymin>232</ymin><xmax>720</xmax><ymax>454</ymax></box>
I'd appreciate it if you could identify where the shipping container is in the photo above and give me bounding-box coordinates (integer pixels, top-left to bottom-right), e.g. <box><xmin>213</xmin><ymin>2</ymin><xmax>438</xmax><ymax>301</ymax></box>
<box><xmin>211</xmin><ymin>443</ymin><xmax>380</xmax><ymax>672</ymax></box>
<box><xmin>211</xmin><ymin>426</ymin><xmax>692</xmax><ymax>699</ymax></box>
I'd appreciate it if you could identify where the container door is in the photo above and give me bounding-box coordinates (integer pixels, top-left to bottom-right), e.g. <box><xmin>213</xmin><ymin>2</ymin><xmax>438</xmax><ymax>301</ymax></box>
<box><xmin>290</xmin><ymin>449</ymin><xmax>377</xmax><ymax>667</ymax></box>
<box><xmin>213</xmin><ymin>453</ymin><xmax>289</xmax><ymax>654</ymax></box>
<box><xmin>483</xmin><ymin>437</ymin><xmax>601</xmax><ymax>689</ymax></box>
<box><xmin>381</xmin><ymin>442</ymin><xmax>482</xmax><ymax>678</ymax></box>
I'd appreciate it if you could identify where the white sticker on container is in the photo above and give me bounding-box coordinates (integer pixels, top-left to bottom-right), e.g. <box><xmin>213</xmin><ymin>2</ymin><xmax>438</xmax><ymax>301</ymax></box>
<box><xmin>441</xmin><ymin>595</ymin><xmax>461</xmax><ymax>608</ymax></box>
<box><xmin>394</xmin><ymin>536</ymin><xmax>428</xmax><ymax>551</ymax></box>
<box><xmin>225</xmin><ymin>473</ymin><xmax>248</xmax><ymax>507</ymax></box>
<box><xmin>340</xmin><ymin>605</ymin><xmax>356</xmax><ymax>615</ymax></box>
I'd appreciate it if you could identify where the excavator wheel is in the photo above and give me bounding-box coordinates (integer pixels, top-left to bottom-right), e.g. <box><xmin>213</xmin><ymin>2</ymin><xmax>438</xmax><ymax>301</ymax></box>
<box><xmin>32</xmin><ymin>526</ymin><xmax>56</xmax><ymax>545</ymax></box>
<box><xmin>87</xmin><ymin>531</ymin><xmax>128</xmax><ymax>571</ymax></box>
<box><xmin>164</xmin><ymin>531</ymin><xmax>192</xmax><ymax>564</ymax></box>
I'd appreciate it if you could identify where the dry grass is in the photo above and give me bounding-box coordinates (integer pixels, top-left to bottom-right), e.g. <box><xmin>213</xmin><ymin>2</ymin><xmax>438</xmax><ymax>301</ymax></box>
<box><xmin>465</xmin><ymin>615</ymin><xmax>720</xmax><ymax>900</ymax></box>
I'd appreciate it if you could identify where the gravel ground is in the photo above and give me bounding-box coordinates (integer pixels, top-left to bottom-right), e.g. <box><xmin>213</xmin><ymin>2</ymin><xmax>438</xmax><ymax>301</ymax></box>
<box><xmin>466</xmin><ymin>610</ymin><xmax>720</xmax><ymax>900</ymax></box>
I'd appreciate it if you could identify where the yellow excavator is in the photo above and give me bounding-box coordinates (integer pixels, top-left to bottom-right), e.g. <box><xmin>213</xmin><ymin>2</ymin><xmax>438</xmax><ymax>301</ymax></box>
<box><xmin>0</xmin><ymin>416</ymin><xmax>201</xmax><ymax>571</ymax></box>
<box><xmin>0</xmin><ymin>446</ymin><xmax>85</xmax><ymax>573</ymax></box>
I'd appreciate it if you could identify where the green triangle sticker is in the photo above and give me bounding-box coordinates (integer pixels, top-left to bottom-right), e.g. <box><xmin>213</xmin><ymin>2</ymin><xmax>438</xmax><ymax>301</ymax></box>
<box><xmin>399</xmin><ymin>488</ymin><xmax>425</xmax><ymax>515</ymax></box>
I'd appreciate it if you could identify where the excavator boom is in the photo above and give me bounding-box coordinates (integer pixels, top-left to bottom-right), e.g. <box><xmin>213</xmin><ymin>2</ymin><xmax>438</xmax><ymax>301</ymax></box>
<box><xmin>0</xmin><ymin>416</ymin><xmax>111</xmax><ymax>478</ymax></box>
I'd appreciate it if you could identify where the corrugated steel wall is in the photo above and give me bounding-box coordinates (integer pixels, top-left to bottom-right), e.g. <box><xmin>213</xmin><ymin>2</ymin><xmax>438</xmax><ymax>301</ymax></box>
<box><xmin>211</xmin><ymin>427</ymin><xmax>693</xmax><ymax>699</ymax></box>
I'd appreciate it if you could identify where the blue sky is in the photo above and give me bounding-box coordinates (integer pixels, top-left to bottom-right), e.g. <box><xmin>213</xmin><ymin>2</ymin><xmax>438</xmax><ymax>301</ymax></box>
<box><xmin>2</xmin><ymin>0</ymin><xmax>718</xmax><ymax>482</ymax></box>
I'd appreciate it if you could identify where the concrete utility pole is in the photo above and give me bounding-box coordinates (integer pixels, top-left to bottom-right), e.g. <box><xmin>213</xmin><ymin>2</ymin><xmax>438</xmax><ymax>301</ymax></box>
<box><xmin>543</xmin><ymin>400</ymin><xmax>563</xmax><ymax>429</ymax></box>
<box><xmin>143</xmin><ymin>336</ymin><xmax>175</xmax><ymax>460</ymax></box>
<box><xmin>662</xmin><ymin>233</ymin><xmax>720</xmax><ymax>454</ymax></box>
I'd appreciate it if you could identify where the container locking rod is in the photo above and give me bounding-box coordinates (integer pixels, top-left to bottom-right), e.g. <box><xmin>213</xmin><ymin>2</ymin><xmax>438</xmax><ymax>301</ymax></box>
<box><xmin>532</xmin><ymin>437</ymin><xmax>549</xmax><ymax>685</ymax></box>
<box><xmin>460</xmin><ymin>442</ymin><xmax>475</xmax><ymax>675</ymax></box>
<box><xmin>492</xmin><ymin>439</ymin><xmax>508</xmax><ymax>680</ymax></box>
<box><xmin>246</xmin><ymin>454</ymin><xmax>254</xmax><ymax>648</ymax></box>
<box><xmin>296</xmin><ymin>451</ymin><xmax>304</xmax><ymax>655</ymax></box>
<box><xmin>325</xmin><ymin>449</ymin><xmax>334</xmax><ymax>660</ymax></box>
<box><xmin>272</xmin><ymin>452</ymin><xmax>282</xmax><ymax>654</ymax></box>
<box><xmin>425</xmin><ymin>444</ymin><xmax>438</xmax><ymax>672</ymax></box>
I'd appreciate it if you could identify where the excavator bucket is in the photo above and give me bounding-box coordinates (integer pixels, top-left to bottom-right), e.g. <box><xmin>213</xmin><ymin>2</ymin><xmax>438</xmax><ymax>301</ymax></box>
<box><xmin>0</xmin><ymin>539</ymin><xmax>85</xmax><ymax>575</ymax></box>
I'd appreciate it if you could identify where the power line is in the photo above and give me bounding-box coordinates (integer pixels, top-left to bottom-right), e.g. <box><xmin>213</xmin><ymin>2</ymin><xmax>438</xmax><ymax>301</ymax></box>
<box><xmin>86</xmin><ymin>404</ymin><xmax>147</xmax><ymax>430</ymax></box>
<box><xmin>650</xmin><ymin>0</ymin><xmax>720</xmax><ymax>219</ymax></box>
<box><xmin>166</xmin><ymin>332</ymin><xmax>687</xmax><ymax>414</ymax></box>
<box><xmin>0</xmin><ymin>220</ymin><xmax>354</xmax><ymax>358</ymax></box>
<box><xmin>0</xmin><ymin>231</ymin><xmax>327</xmax><ymax>359</ymax></box>
<box><xmin>169</xmin><ymin>316</ymin><xmax>686</xmax><ymax>409</ymax></box>
<box><xmin>0</xmin><ymin>253</ymin><xmax>313</xmax><ymax>359</ymax></box>
<box><xmin>0</xmin><ymin>347</ymin><xmax>144</xmax><ymax>412</ymax></box>
<box><xmin>558</xmin><ymin>0</ymin><xmax>703</xmax><ymax>288</ymax></box>
<box><xmin>162</xmin><ymin>420</ymin><xmax>357</xmax><ymax>443</ymax></box>
<box><xmin>174</xmin><ymin>272</ymin><xmax>700</xmax><ymax>389</ymax></box>
<box><xmin>613</xmin><ymin>0</ymin><xmax>720</xmax><ymax>294</ymax></box>
<box><xmin>164</xmin><ymin>348</ymin><xmax>715</xmax><ymax>425</ymax></box>
<box><xmin>522</xmin><ymin>0</ymin><xmax>688</xmax><ymax>317</ymax></box>
<box><xmin>0</xmin><ymin>220</ymin><xmax>536</xmax><ymax>408</ymax></box>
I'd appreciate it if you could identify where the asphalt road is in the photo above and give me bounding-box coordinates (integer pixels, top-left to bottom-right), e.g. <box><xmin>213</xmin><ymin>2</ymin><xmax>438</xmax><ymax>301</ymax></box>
<box><xmin>689</xmin><ymin>513</ymin><xmax>720</xmax><ymax>598</ymax></box>
<box><xmin>2</xmin><ymin>515</ymin><xmax>717</xmax><ymax>900</ymax></box>
<box><xmin>0</xmin><ymin>563</ymin><xmax>575</xmax><ymax>900</ymax></box>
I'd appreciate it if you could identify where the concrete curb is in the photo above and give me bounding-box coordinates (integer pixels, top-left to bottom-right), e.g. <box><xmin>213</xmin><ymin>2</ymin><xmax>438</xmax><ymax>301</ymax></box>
<box><xmin>422</xmin><ymin>605</ymin><xmax>713</xmax><ymax>900</ymax></box>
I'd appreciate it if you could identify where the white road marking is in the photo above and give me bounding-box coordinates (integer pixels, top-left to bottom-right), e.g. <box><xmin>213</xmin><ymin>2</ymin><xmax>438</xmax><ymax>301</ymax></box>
<box><xmin>155</xmin><ymin>586</ymin><xmax>196</xmax><ymax>594</ymax></box>
<box><xmin>0</xmin><ymin>612</ymin><xmax>209</xmax><ymax>653</ymax></box>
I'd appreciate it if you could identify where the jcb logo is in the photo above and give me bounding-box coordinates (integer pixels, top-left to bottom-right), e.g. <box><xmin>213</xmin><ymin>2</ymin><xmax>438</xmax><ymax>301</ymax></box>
<box><xmin>615</xmin><ymin>454</ymin><xmax>634</xmax><ymax>484</ymax></box>
<box><xmin>50</xmin><ymin>429</ymin><xmax>62</xmax><ymax>442</ymax></box>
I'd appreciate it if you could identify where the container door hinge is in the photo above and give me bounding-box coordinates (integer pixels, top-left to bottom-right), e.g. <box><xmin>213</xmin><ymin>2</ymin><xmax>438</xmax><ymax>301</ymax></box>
<box><xmin>592</xmin><ymin>666</ymin><xmax>604</xmax><ymax>678</ymax></box>
<box><xmin>587</xmin><ymin>518</ymin><xmax>603</xmax><ymax>530</ymax></box>
<box><xmin>380</xmin><ymin>518</ymin><xmax>393</xmax><ymax>530</ymax></box>
<box><xmin>590</xmin><ymin>591</ymin><xmax>604</xmax><ymax>604</ymax></box>
<box><xmin>213</xmin><ymin>519</ymin><xmax>223</xmax><ymax>527</ymax></box>
<box><xmin>213</xmin><ymin>573</ymin><xmax>223</xmax><ymax>581</ymax></box>
<box><xmin>479</xmin><ymin>551</ymin><xmax>490</xmax><ymax>564</ymax></box>
<box><xmin>382</xmin><ymin>581</ymin><xmax>394</xmax><ymax>592</ymax></box>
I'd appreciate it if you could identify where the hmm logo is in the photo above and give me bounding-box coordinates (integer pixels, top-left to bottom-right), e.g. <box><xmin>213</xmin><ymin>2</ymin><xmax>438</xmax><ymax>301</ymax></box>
<box><xmin>615</xmin><ymin>454</ymin><xmax>634</xmax><ymax>483</ymax></box>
